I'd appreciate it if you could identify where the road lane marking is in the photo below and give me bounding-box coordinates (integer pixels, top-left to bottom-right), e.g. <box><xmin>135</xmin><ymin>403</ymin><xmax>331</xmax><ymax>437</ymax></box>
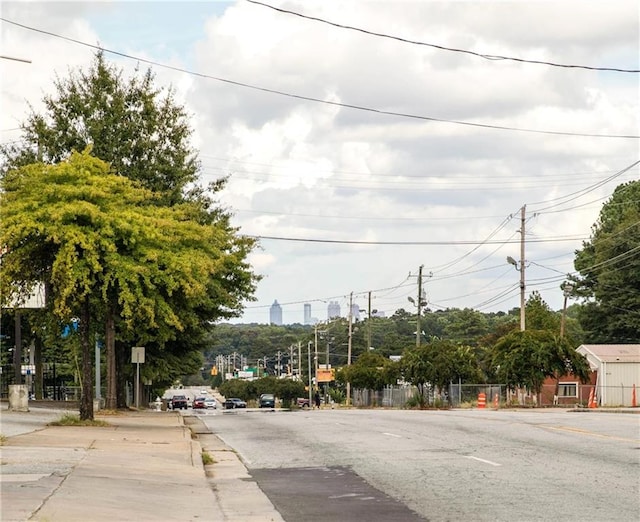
<box><xmin>465</xmin><ymin>456</ymin><xmax>501</xmax><ymax>467</ymax></box>
<box><xmin>543</xmin><ymin>425</ymin><xmax>640</xmax><ymax>443</ymax></box>
<box><xmin>382</xmin><ymin>432</ymin><xmax>402</xmax><ymax>438</ymax></box>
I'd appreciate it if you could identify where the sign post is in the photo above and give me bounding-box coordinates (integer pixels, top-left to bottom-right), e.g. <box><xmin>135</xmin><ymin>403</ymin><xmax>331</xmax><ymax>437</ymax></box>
<box><xmin>131</xmin><ymin>346</ymin><xmax>145</xmax><ymax>409</ymax></box>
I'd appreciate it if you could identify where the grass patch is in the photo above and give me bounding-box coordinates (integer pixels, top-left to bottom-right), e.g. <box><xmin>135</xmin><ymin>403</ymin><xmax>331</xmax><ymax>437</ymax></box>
<box><xmin>48</xmin><ymin>413</ymin><xmax>110</xmax><ymax>427</ymax></box>
<box><xmin>202</xmin><ymin>451</ymin><xmax>215</xmax><ymax>465</ymax></box>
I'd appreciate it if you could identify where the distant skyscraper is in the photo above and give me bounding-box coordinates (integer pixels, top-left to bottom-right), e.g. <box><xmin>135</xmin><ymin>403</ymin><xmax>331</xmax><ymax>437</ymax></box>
<box><xmin>270</xmin><ymin>300</ymin><xmax>282</xmax><ymax>325</ymax></box>
<box><xmin>327</xmin><ymin>301</ymin><xmax>341</xmax><ymax>319</ymax></box>
<box><xmin>304</xmin><ymin>303</ymin><xmax>312</xmax><ymax>325</ymax></box>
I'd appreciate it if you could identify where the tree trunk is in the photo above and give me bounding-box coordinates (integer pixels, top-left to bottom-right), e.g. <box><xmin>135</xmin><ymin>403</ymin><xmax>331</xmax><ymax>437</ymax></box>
<box><xmin>116</xmin><ymin>341</ymin><xmax>127</xmax><ymax>408</ymax></box>
<box><xmin>79</xmin><ymin>297</ymin><xmax>94</xmax><ymax>420</ymax></box>
<box><xmin>105</xmin><ymin>307</ymin><xmax>117</xmax><ymax>410</ymax></box>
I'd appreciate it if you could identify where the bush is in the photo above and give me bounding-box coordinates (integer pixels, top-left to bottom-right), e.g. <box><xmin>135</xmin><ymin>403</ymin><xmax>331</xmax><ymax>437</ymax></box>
<box><xmin>49</xmin><ymin>414</ymin><xmax>109</xmax><ymax>427</ymax></box>
<box><xmin>404</xmin><ymin>394</ymin><xmax>428</xmax><ymax>409</ymax></box>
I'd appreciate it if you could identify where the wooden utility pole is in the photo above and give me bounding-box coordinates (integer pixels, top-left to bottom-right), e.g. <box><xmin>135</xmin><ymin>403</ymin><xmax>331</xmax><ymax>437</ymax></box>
<box><xmin>367</xmin><ymin>291</ymin><xmax>372</xmax><ymax>349</ymax></box>
<box><xmin>519</xmin><ymin>205</ymin><xmax>526</xmax><ymax>331</ymax></box>
<box><xmin>416</xmin><ymin>265</ymin><xmax>424</xmax><ymax>347</ymax></box>
<box><xmin>347</xmin><ymin>292</ymin><xmax>353</xmax><ymax>406</ymax></box>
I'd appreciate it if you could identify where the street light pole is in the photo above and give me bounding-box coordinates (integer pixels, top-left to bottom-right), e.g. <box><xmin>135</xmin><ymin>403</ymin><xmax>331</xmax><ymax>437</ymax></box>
<box><xmin>519</xmin><ymin>205</ymin><xmax>526</xmax><ymax>331</ymax></box>
<box><xmin>560</xmin><ymin>280</ymin><xmax>574</xmax><ymax>338</ymax></box>
<box><xmin>507</xmin><ymin>205</ymin><xmax>526</xmax><ymax>331</ymax></box>
<box><xmin>347</xmin><ymin>292</ymin><xmax>353</xmax><ymax>406</ymax></box>
<box><xmin>307</xmin><ymin>341</ymin><xmax>313</xmax><ymax>405</ymax></box>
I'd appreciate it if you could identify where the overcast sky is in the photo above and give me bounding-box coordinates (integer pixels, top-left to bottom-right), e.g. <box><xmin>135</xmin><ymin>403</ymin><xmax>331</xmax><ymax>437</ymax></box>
<box><xmin>1</xmin><ymin>0</ymin><xmax>638</xmax><ymax>325</ymax></box>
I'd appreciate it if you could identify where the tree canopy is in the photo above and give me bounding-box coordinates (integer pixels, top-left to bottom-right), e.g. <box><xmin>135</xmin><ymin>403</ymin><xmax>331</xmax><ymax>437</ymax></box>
<box><xmin>0</xmin><ymin>150</ymin><xmax>258</xmax><ymax>417</ymax></box>
<box><xmin>573</xmin><ymin>180</ymin><xmax>640</xmax><ymax>343</ymax></box>
<box><xmin>490</xmin><ymin>329</ymin><xmax>591</xmax><ymax>394</ymax></box>
<box><xmin>1</xmin><ymin>51</ymin><xmax>201</xmax><ymax>205</ymax></box>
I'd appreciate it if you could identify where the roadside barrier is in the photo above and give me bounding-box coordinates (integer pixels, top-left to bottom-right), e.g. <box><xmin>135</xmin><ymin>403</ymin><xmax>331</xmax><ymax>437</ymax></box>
<box><xmin>477</xmin><ymin>392</ymin><xmax>486</xmax><ymax>409</ymax></box>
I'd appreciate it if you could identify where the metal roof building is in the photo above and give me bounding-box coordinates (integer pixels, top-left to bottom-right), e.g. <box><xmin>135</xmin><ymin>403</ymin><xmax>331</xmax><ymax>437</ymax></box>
<box><xmin>576</xmin><ymin>344</ymin><xmax>640</xmax><ymax>407</ymax></box>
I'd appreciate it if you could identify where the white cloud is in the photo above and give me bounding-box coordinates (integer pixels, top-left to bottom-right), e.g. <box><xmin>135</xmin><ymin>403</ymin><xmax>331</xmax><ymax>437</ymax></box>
<box><xmin>2</xmin><ymin>0</ymin><xmax>638</xmax><ymax>325</ymax></box>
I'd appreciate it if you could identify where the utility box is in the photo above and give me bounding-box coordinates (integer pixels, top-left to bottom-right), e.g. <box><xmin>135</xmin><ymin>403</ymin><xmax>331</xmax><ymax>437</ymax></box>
<box><xmin>9</xmin><ymin>384</ymin><xmax>29</xmax><ymax>412</ymax></box>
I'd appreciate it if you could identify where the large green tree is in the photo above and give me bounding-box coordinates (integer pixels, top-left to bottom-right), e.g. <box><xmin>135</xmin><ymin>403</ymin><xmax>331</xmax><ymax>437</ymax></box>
<box><xmin>0</xmin><ymin>151</ymin><xmax>257</xmax><ymax>418</ymax></box>
<box><xmin>337</xmin><ymin>351</ymin><xmax>400</xmax><ymax>391</ymax></box>
<box><xmin>573</xmin><ymin>180</ymin><xmax>640</xmax><ymax>343</ymax></box>
<box><xmin>490</xmin><ymin>330</ymin><xmax>590</xmax><ymax>397</ymax></box>
<box><xmin>1</xmin><ymin>52</ymin><xmax>258</xmax><ymax>407</ymax></box>
<box><xmin>1</xmin><ymin>51</ymin><xmax>200</xmax><ymax>204</ymax></box>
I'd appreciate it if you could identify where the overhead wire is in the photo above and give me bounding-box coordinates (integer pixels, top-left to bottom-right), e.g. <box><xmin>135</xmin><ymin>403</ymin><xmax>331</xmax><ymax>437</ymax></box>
<box><xmin>1</xmin><ymin>17</ymin><xmax>638</xmax><ymax>139</ymax></box>
<box><xmin>529</xmin><ymin>160</ymin><xmax>639</xmax><ymax>212</ymax></box>
<box><xmin>245</xmin><ymin>0</ymin><xmax>640</xmax><ymax>74</ymax></box>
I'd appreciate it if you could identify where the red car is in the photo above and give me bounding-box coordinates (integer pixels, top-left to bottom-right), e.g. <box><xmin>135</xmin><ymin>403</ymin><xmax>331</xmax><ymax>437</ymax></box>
<box><xmin>192</xmin><ymin>396</ymin><xmax>206</xmax><ymax>409</ymax></box>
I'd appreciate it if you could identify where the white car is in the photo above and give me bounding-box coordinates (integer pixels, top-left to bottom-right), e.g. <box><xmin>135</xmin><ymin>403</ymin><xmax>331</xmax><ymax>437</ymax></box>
<box><xmin>204</xmin><ymin>397</ymin><xmax>217</xmax><ymax>409</ymax></box>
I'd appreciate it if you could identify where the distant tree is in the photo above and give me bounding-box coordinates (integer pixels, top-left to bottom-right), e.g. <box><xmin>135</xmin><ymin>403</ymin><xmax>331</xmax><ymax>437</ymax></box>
<box><xmin>274</xmin><ymin>379</ymin><xmax>306</xmax><ymax>407</ymax></box>
<box><xmin>402</xmin><ymin>339</ymin><xmax>481</xmax><ymax>401</ymax></box>
<box><xmin>573</xmin><ymin>180</ymin><xmax>640</xmax><ymax>343</ymax></box>
<box><xmin>337</xmin><ymin>351</ymin><xmax>398</xmax><ymax>391</ymax></box>
<box><xmin>490</xmin><ymin>330</ymin><xmax>591</xmax><ymax>397</ymax></box>
<box><xmin>526</xmin><ymin>291</ymin><xmax>560</xmax><ymax>331</ymax></box>
<box><xmin>218</xmin><ymin>379</ymin><xmax>253</xmax><ymax>402</ymax></box>
<box><xmin>439</xmin><ymin>308</ymin><xmax>490</xmax><ymax>346</ymax></box>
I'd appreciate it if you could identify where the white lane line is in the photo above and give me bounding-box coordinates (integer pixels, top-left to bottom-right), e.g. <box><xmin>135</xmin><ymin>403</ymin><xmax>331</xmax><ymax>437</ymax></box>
<box><xmin>465</xmin><ymin>456</ymin><xmax>501</xmax><ymax>467</ymax></box>
<box><xmin>382</xmin><ymin>432</ymin><xmax>402</xmax><ymax>438</ymax></box>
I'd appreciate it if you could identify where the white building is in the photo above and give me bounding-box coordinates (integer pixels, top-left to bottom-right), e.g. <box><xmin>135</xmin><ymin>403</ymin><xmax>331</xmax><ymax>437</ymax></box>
<box><xmin>576</xmin><ymin>344</ymin><xmax>640</xmax><ymax>407</ymax></box>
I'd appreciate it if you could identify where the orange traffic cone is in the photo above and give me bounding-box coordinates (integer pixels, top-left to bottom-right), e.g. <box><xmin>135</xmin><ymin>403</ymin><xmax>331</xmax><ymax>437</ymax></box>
<box><xmin>588</xmin><ymin>388</ymin><xmax>596</xmax><ymax>408</ymax></box>
<box><xmin>493</xmin><ymin>393</ymin><xmax>499</xmax><ymax>409</ymax></box>
<box><xmin>632</xmin><ymin>384</ymin><xmax>637</xmax><ymax>408</ymax></box>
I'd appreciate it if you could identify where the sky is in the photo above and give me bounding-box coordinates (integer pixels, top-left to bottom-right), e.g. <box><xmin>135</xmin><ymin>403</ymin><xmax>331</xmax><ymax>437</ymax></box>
<box><xmin>1</xmin><ymin>0</ymin><xmax>639</xmax><ymax>325</ymax></box>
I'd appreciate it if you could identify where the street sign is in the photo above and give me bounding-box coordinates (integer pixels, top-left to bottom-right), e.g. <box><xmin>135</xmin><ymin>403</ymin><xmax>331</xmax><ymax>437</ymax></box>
<box><xmin>316</xmin><ymin>368</ymin><xmax>335</xmax><ymax>383</ymax></box>
<box><xmin>131</xmin><ymin>346</ymin><xmax>145</xmax><ymax>364</ymax></box>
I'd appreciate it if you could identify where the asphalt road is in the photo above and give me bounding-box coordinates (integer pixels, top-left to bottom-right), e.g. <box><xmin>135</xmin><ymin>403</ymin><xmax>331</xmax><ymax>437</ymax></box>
<box><xmin>200</xmin><ymin>408</ymin><xmax>640</xmax><ymax>522</ymax></box>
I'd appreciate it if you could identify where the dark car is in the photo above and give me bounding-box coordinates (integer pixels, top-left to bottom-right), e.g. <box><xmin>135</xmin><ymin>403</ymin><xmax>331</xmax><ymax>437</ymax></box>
<box><xmin>259</xmin><ymin>393</ymin><xmax>275</xmax><ymax>408</ymax></box>
<box><xmin>171</xmin><ymin>395</ymin><xmax>188</xmax><ymax>410</ymax></box>
<box><xmin>224</xmin><ymin>397</ymin><xmax>247</xmax><ymax>409</ymax></box>
<box><xmin>192</xmin><ymin>396</ymin><xmax>206</xmax><ymax>409</ymax></box>
<box><xmin>297</xmin><ymin>397</ymin><xmax>310</xmax><ymax>408</ymax></box>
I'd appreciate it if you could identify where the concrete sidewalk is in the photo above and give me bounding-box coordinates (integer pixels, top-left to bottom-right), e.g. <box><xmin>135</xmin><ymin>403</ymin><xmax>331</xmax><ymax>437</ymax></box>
<box><xmin>0</xmin><ymin>409</ymin><xmax>284</xmax><ymax>522</ymax></box>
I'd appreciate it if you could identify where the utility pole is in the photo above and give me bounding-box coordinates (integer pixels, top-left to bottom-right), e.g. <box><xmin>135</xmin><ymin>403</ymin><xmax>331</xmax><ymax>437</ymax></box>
<box><xmin>519</xmin><ymin>205</ymin><xmax>526</xmax><ymax>331</ymax></box>
<box><xmin>307</xmin><ymin>341</ymin><xmax>313</xmax><ymax>404</ymax></box>
<box><xmin>367</xmin><ymin>291</ymin><xmax>372</xmax><ymax>349</ymax></box>
<box><xmin>416</xmin><ymin>265</ymin><xmax>423</xmax><ymax>346</ymax></box>
<box><xmin>346</xmin><ymin>292</ymin><xmax>353</xmax><ymax>406</ymax></box>
<box><xmin>314</xmin><ymin>323</ymin><xmax>319</xmax><ymax>385</ymax></box>
<box><xmin>560</xmin><ymin>280</ymin><xmax>574</xmax><ymax>338</ymax></box>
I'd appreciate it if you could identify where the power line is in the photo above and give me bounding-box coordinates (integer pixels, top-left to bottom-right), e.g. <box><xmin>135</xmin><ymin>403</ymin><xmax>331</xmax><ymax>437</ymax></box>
<box><xmin>248</xmin><ymin>235</ymin><xmax>587</xmax><ymax>245</ymax></box>
<box><xmin>246</xmin><ymin>0</ymin><xmax>640</xmax><ymax>74</ymax></box>
<box><xmin>1</xmin><ymin>17</ymin><xmax>638</xmax><ymax>140</ymax></box>
<box><xmin>529</xmin><ymin>160</ymin><xmax>640</xmax><ymax>213</ymax></box>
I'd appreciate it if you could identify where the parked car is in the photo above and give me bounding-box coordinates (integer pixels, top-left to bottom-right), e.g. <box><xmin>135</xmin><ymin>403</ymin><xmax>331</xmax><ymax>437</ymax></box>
<box><xmin>204</xmin><ymin>397</ymin><xmax>217</xmax><ymax>409</ymax></box>
<box><xmin>259</xmin><ymin>393</ymin><xmax>275</xmax><ymax>408</ymax></box>
<box><xmin>297</xmin><ymin>397</ymin><xmax>310</xmax><ymax>408</ymax></box>
<box><xmin>170</xmin><ymin>395</ymin><xmax>188</xmax><ymax>410</ymax></box>
<box><xmin>192</xmin><ymin>396</ymin><xmax>206</xmax><ymax>409</ymax></box>
<box><xmin>224</xmin><ymin>397</ymin><xmax>247</xmax><ymax>409</ymax></box>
